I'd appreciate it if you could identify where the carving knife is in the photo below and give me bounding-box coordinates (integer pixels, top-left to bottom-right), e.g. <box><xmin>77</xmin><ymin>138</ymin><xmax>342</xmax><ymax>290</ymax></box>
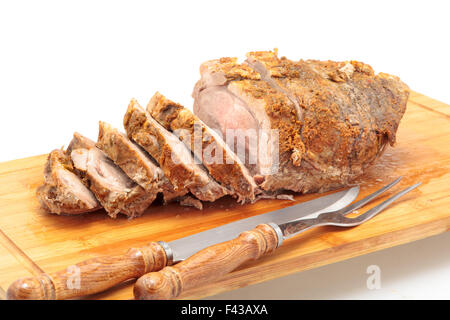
<box><xmin>7</xmin><ymin>185</ymin><xmax>360</xmax><ymax>300</ymax></box>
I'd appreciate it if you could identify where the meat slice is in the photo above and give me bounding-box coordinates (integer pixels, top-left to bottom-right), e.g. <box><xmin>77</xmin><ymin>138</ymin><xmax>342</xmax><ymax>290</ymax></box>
<box><xmin>96</xmin><ymin>121</ymin><xmax>164</xmax><ymax>192</ymax></box>
<box><xmin>193</xmin><ymin>51</ymin><xmax>409</xmax><ymax>193</ymax></box>
<box><xmin>147</xmin><ymin>92</ymin><xmax>258</xmax><ymax>203</ymax></box>
<box><xmin>123</xmin><ymin>99</ymin><xmax>229</xmax><ymax>202</ymax></box>
<box><xmin>71</xmin><ymin>147</ymin><xmax>155</xmax><ymax>218</ymax></box>
<box><xmin>96</xmin><ymin>121</ymin><xmax>186</xmax><ymax>204</ymax></box>
<box><xmin>65</xmin><ymin>132</ymin><xmax>96</xmax><ymax>156</ymax></box>
<box><xmin>37</xmin><ymin>149</ymin><xmax>100</xmax><ymax>215</ymax></box>
<box><xmin>65</xmin><ymin>132</ymin><xmax>97</xmax><ymax>185</ymax></box>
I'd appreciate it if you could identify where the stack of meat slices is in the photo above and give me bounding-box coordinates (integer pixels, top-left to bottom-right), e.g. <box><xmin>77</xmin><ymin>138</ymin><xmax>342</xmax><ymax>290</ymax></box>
<box><xmin>38</xmin><ymin>94</ymin><xmax>257</xmax><ymax>218</ymax></box>
<box><xmin>37</xmin><ymin>50</ymin><xmax>410</xmax><ymax>218</ymax></box>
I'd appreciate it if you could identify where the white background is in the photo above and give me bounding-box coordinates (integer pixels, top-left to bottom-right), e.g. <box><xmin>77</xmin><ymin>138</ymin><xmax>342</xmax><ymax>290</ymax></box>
<box><xmin>0</xmin><ymin>1</ymin><xmax>448</xmax><ymax>299</ymax></box>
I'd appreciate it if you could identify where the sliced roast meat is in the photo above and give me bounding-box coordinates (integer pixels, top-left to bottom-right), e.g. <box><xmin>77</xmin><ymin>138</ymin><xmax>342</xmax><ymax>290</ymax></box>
<box><xmin>95</xmin><ymin>121</ymin><xmax>186</xmax><ymax>204</ymax></box>
<box><xmin>65</xmin><ymin>133</ymin><xmax>98</xmax><ymax>186</ymax></box>
<box><xmin>123</xmin><ymin>99</ymin><xmax>229</xmax><ymax>202</ymax></box>
<box><xmin>96</xmin><ymin>121</ymin><xmax>164</xmax><ymax>192</ymax></box>
<box><xmin>36</xmin><ymin>50</ymin><xmax>410</xmax><ymax>216</ymax></box>
<box><xmin>72</xmin><ymin>147</ymin><xmax>156</xmax><ymax>218</ymax></box>
<box><xmin>65</xmin><ymin>132</ymin><xmax>96</xmax><ymax>156</ymax></box>
<box><xmin>147</xmin><ymin>92</ymin><xmax>258</xmax><ymax>203</ymax></box>
<box><xmin>37</xmin><ymin>149</ymin><xmax>100</xmax><ymax>215</ymax></box>
<box><xmin>193</xmin><ymin>50</ymin><xmax>409</xmax><ymax>194</ymax></box>
<box><xmin>197</xmin><ymin>57</ymin><xmax>260</xmax><ymax>87</ymax></box>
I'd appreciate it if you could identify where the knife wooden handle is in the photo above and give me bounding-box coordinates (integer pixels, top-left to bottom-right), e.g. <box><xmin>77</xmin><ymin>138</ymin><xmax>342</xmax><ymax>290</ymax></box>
<box><xmin>133</xmin><ymin>224</ymin><xmax>281</xmax><ymax>300</ymax></box>
<box><xmin>7</xmin><ymin>241</ymin><xmax>170</xmax><ymax>300</ymax></box>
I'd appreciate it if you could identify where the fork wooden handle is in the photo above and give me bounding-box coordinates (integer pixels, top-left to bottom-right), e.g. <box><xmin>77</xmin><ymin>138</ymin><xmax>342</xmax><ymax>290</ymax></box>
<box><xmin>134</xmin><ymin>224</ymin><xmax>281</xmax><ymax>300</ymax></box>
<box><xmin>7</xmin><ymin>241</ymin><xmax>170</xmax><ymax>300</ymax></box>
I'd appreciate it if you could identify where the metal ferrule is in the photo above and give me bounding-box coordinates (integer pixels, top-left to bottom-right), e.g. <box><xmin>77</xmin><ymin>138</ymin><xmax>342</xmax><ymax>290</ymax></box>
<box><xmin>157</xmin><ymin>241</ymin><xmax>174</xmax><ymax>266</ymax></box>
<box><xmin>266</xmin><ymin>222</ymin><xmax>284</xmax><ymax>248</ymax></box>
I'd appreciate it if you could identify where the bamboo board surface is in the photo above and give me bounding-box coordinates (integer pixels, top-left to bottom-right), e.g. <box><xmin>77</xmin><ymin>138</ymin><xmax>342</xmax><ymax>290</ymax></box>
<box><xmin>0</xmin><ymin>91</ymin><xmax>449</xmax><ymax>300</ymax></box>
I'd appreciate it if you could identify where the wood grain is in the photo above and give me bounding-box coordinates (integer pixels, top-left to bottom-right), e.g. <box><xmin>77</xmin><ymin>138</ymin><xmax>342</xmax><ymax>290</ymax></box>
<box><xmin>0</xmin><ymin>91</ymin><xmax>449</xmax><ymax>300</ymax></box>
<box><xmin>0</xmin><ymin>231</ymin><xmax>37</xmax><ymax>300</ymax></box>
<box><xmin>134</xmin><ymin>224</ymin><xmax>279</xmax><ymax>300</ymax></box>
<box><xmin>6</xmin><ymin>241</ymin><xmax>169</xmax><ymax>300</ymax></box>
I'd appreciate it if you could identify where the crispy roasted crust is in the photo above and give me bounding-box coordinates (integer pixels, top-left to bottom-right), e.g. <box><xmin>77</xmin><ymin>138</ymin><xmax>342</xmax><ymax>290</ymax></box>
<box><xmin>251</xmin><ymin>53</ymin><xmax>408</xmax><ymax>168</ymax></box>
<box><xmin>194</xmin><ymin>50</ymin><xmax>410</xmax><ymax>193</ymax></box>
<box><xmin>148</xmin><ymin>92</ymin><xmax>258</xmax><ymax>203</ymax></box>
<box><xmin>124</xmin><ymin>99</ymin><xmax>229</xmax><ymax>202</ymax></box>
<box><xmin>37</xmin><ymin>149</ymin><xmax>100</xmax><ymax>215</ymax></box>
<box><xmin>200</xmin><ymin>57</ymin><xmax>260</xmax><ymax>85</ymax></box>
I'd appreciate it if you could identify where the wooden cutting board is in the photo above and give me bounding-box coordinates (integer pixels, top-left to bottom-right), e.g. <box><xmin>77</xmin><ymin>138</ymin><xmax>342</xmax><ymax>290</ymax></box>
<box><xmin>0</xmin><ymin>91</ymin><xmax>449</xmax><ymax>300</ymax></box>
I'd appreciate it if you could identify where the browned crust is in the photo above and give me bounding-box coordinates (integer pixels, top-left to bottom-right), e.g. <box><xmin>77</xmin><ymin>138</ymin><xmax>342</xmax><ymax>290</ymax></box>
<box><xmin>229</xmin><ymin>79</ymin><xmax>305</xmax><ymax>164</ymax></box>
<box><xmin>248</xmin><ymin>51</ymin><xmax>408</xmax><ymax>168</ymax></box>
<box><xmin>200</xmin><ymin>57</ymin><xmax>261</xmax><ymax>83</ymax></box>
<box><xmin>195</xmin><ymin>50</ymin><xmax>410</xmax><ymax>193</ymax></box>
<box><xmin>148</xmin><ymin>92</ymin><xmax>258</xmax><ymax>203</ymax></box>
<box><xmin>65</xmin><ymin>132</ymin><xmax>96</xmax><ymax>156</ymax></box>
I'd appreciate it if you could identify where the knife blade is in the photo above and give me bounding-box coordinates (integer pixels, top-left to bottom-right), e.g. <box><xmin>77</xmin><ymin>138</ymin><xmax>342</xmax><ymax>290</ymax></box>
<box><xmin>169</xmin><ymin>186</ymin><xmax>359</xmax><ymax>262</ymax></box>
<box><xmin>6</xmin><ymin>185</ymin><xmax>358</xmax><ymax>300</ymax></box>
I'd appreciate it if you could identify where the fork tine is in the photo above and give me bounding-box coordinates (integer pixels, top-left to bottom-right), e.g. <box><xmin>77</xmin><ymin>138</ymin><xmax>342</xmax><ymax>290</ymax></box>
<box><xmin>336</xmin><ymin>177</ymin><xmax>403</xmax><ymax>215</ymax></box>
<box><xmin>344</xmin><ymin>182</ymin><xmax>422</xmax><ymax>226</ymax></box>
<box><xmin>277</xmin><ymin>181</ymin><xmax>421</xmax><ymax>239</ymax></box>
